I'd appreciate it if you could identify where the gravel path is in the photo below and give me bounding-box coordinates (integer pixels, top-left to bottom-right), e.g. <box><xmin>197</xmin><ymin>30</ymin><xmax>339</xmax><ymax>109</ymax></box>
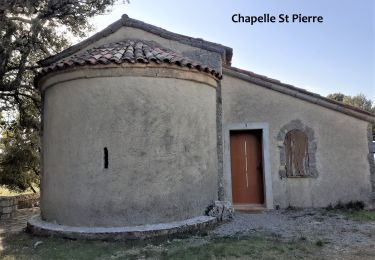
<box><xmin>213</xmin><ymin>209</ymin><xmax>375</xmax><ymax>258</ymax></box>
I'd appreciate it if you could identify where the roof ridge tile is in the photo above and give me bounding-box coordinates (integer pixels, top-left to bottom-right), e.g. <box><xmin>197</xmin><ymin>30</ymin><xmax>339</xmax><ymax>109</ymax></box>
<box><xmin>36</xmin><ymin>39</ymin><xmax>222</xmax><ymax>81</ymax></box>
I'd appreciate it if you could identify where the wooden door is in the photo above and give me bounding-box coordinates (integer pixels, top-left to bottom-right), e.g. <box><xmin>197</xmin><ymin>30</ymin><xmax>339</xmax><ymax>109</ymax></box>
<box><xmin>230</xmin><ymin>130</ymin><xmax>264</xmax><ymax>205</ymax></box>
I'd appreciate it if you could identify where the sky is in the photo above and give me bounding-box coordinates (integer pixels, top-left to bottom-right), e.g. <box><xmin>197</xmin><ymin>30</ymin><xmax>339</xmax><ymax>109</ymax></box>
<box><xmin>89</xmin><ymin>0</ymin><xmax>375</xmax><ymax>101</ymax></box>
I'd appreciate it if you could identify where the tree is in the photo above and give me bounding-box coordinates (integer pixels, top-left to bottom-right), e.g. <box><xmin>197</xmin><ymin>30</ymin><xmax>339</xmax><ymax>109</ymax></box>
<box><xmin>327</xmin><ymin>93</ymin><xmax>375</xmax><ymax>140</ymax></box>
<box><xmin>0</xmin><ymin>111</ymin><xmax>40</xmax><ymax>193</ymax></box>
<box><xmin>327</xmin><ymin>93</ymin><xmax>345</xmax><ymax>103</ymax></box>
<box><xmin>0</xmin><ymin>0</ymin><xmax>124</xmax><ymax>192</ymax></box>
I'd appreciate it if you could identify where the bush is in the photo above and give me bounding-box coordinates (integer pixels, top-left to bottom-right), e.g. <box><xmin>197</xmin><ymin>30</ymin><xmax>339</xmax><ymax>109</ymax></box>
<box><xmin>326</xmin><ymin>201</ymin><xmax>365</xmax><ymax>211</ymax></box>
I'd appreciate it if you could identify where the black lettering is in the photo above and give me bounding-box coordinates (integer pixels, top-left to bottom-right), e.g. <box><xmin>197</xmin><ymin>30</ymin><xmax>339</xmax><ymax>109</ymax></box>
<box><xmin>292</xmin><ymin>14</ymin><xmax>299</xmax><ymax>22</ymax></box>
<box><xmin>279</xmin><ymin>14</ymin><xmax>289</xmax><ymax>23</ymax></box>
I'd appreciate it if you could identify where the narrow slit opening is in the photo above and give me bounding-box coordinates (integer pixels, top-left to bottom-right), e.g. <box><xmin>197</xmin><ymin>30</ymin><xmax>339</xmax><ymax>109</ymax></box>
<box><xmin>104</xmin><ymin>147</ymin><xmax>108</xmax><ymax>169</ymax></box>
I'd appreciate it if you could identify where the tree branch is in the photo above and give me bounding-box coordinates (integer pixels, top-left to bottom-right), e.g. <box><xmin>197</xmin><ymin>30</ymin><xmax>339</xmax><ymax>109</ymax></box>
<box><xmin>0</xmin><ymin>82</ymin><xmax>18</xmax><ymax>92</ymax></box>
<box><xmin>0</xmin><ymin>92</ymin><xmax>41</xmax><ymax>108</ymax></box>
<box><xmin>28</xmin><ymin>181</ymin><xmax>37</xmax><ymax>193</ymax></box>
<box><xmin>7</xmin><ymin>16</ymin><xmax>33</xmax><ymax>24</ymax></box>
<box><xmin>6</xmin><ymin>65</ymin><xmax>40</xmax><ymax>71</ymax></box>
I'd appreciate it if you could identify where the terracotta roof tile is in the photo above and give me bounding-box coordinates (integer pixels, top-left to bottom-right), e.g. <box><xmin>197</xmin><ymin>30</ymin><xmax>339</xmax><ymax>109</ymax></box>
<box><xmin>37</xmin><ymin>40</ymin><xmax>222</xmax><ymax>80</ymax></box>
<box><xmin>38</xmin><ymin>15</ymin><xmax>233</xmax><ymax>69</ymax></box>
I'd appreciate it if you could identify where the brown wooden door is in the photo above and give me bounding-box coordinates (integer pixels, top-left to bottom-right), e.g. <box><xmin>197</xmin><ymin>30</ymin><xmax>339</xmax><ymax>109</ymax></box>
<box><xmin>230</xmin><ymin>130</ymin><xmax>264</xmax><ymax>205</ymax></box>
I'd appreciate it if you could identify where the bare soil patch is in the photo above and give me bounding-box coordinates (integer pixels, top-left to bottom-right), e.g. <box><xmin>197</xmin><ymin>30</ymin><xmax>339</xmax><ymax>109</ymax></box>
<box><xmin>214</xmin><ymin>209</ymin><xmax>375</xmax><ymax>259</ymax></box>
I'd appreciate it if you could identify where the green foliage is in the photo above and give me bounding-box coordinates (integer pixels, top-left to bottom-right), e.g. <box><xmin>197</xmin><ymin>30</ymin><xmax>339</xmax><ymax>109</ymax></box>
<box><xmin>327</xmin><ymin>93</ymin><xmax>375</xmax><ymax>113</ymax></box>
<box><xmin>327</xmin><ymin>93</ymin><xmax>375</xmax><ymax>140</ymax></box>
<box><xmin>0</xmin><ymin>0</ymin><xmax>124</xmax><ymax>191</ymax></box>
<box><xmin>327</xmin><ymin>93</ymin><xmax>345</xmax><ymax>102</ymax></box>
<box><xmin>0</xmin><ymin>108</ymin><xmax>40</xmax><ymax>192</ymax></box>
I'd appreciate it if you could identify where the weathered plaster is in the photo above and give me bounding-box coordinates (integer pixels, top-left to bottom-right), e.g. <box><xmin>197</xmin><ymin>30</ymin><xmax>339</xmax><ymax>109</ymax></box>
<box><xmin>222</xmin><ymin>73</ymin><xmax>372</xmax><ymax>208</ymax></box>
<box><xmin>216</xmin><ymin>81</ymin><xmax>224</xmax><ymax>200</ymax></box>
<box><xmin>41</xmin><ymin>67</ymin><xmax>218</xmax><ymax>227</ymax></box>
<box><xmin>39</xmin><ymin>64</ymin><xmax>218</xmax><ymax>92</ymax></box>
<box><xmin>224</xmin><ymin>68</ymin><xmax>375</xmax><ymax>123</ymax></box>
<box><xmin>367</xmin><ymin>124</ymin><xmax>375</xmax><ymax>193</ymax></box>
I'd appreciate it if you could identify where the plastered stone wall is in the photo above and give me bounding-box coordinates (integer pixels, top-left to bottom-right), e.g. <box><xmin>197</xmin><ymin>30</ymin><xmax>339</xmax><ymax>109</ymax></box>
<box><xmin>41</xmin><ymin>66</ymin><xmax>218</xmax><ymax>227</ymax></box>
<box><xmin>221</xmin><ymin>74</ymin><xmax>372</xmax><ymax>208</ymax></box>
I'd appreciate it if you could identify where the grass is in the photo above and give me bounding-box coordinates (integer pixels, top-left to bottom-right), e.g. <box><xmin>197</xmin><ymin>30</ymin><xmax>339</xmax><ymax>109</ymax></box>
<box><xmin>0</xmin><ymin>186</ymin><xmax>24</xmax><ymax>196</ymax></box>
<box><xmin>166</xmin><ymin>235</ymin><xmax>317</xmax><ymax>259</ymax></box>
<box><xmin>339</xmin><ymin>209</ymin><xmax>375</xmax><ymax>221</ymax></box>
<box><xmin>0</xmin><ymin>232</ymin><xmax>321</xmax><ymax>260</ymax></box>
<box><xmin>325</xmin><ymin>200</ymin><xmax>375</xmax><ymax>221</ymax></box>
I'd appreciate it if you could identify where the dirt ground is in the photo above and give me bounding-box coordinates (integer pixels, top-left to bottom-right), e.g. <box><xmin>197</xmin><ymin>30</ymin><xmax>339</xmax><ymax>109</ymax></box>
<box><xmin>215</xmin><ymin>209</ymin><xmax>375</xmax><ymax>259</ymax></box>
<box><xmin>0</xmin><ymin>207</ymin><xmax>374</xmax><ymax>259</ymax></box>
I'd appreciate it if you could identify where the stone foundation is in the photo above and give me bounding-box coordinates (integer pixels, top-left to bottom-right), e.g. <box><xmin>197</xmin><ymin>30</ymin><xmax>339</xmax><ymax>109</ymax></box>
<box><xmin>27</xmin><ymin>215</ymin><xmax>217</xmax><ymax>241</ymax></box>
<box><xmin>206</xmin><ymin>201</ymin><xmax>234</xmax><ymax>221</ymax></box>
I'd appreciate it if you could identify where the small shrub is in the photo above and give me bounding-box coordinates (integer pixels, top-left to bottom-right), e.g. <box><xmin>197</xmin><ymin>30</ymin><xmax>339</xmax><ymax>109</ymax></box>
<box><xmin>344</xmin><ymin>201</ymin><xmax>364</xmax><ymax>210</ymax></box>
<box><xmin>286</xmin><ymin>205</ymin><xmax>300</xmax><ymax>211</ymax></box>
<box><xmin>325</xmin><ymin>201</ymin><xmax>364</xmax><ymax>211</ymax></box>
<box><xmin>204</xmin><ymin>202</ymin><xmax>214</xmax><ymax>216</ymax></box>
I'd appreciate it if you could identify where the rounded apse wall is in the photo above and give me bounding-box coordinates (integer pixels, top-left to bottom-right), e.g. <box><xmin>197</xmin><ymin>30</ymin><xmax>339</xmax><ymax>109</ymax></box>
<box><xmin>39</xmin><ymin>65</ymin><xmax>218</xmax><ymax>227</ymax></box>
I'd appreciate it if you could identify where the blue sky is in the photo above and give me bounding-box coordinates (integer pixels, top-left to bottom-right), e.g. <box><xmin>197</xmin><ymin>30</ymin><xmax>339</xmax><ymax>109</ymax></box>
<box><xmin>90</xmin><ymin>0</ymin><xmax>375</xmax><ymax>101</ymax></box>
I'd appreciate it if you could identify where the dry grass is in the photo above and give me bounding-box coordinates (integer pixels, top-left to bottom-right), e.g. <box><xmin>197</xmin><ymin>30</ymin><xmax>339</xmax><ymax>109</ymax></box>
<box><xmin>0</xmin><ymin>186</ymin><xmax>38</xmax><ymax>196</ymax></box>
<box><xmin>0</xmin><ymin>232</ymin><xmax>320</xmax><ymax>260</ymax></box>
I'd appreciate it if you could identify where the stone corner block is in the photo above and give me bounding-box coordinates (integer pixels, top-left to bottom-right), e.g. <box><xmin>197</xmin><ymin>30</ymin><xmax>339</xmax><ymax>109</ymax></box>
<box><xmin>0</xmin><ymin>197</ymin><xmax>16</xmax><ymax>207</ymax></box>
<box><xmin>205</xmin><ymin>201</ymin><xmax>234</xmax><ymax>222</ymax></box>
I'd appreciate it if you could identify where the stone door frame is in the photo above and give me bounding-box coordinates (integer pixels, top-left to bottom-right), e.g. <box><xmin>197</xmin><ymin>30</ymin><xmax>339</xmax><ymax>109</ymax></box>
<box><xmin>222</xmin><ymin>122</ymin><xmax>273</xmax><ymax>209</ymax></box>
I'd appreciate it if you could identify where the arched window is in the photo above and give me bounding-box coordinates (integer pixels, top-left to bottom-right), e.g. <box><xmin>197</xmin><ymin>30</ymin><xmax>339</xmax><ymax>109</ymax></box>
<box><xmin>277</xmin><ymin>120</ymin><xmax>318</xmax><ymax>178</ymax></box>
<box><xmin>284</xmin><ymin>130</ymin><xmax>309</xmax><ymax>177</ymax></box>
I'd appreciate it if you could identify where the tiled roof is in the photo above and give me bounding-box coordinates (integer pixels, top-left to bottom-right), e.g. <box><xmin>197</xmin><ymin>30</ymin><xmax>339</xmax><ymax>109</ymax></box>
<box><xmin>38</xmin><ymin>14</ymin><xmax>232</xmax><ymax>67</ymax></box>
<box><xmin>37</xmin><ymin>40</ymin><xmax>222</xmax><ymax>80</ymax></box>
